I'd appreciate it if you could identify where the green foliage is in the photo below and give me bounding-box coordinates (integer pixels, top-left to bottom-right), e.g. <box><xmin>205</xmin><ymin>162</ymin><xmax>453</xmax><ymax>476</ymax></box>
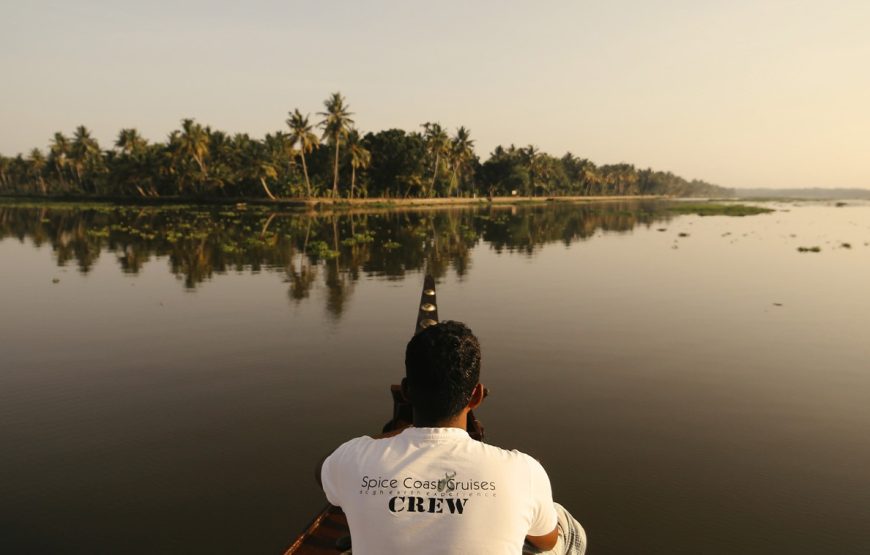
<box><xmin>666</xmin><ymin>203</ymin><xmax>774</xmax><ymax>217</ymax></box>
<box><xmin>308</xmin><ymin>240</ymin><xmax>340</xmax><ymax>259</ymax></box>
<box><xmin>0</xmin><ymin>92</ymin><xmax>733</xmax><ymax>201</ymax></box>
<box><xmin>341</xmin><ymin>231</ymin><xmax>375</xmax><ymax>246</ymax></box>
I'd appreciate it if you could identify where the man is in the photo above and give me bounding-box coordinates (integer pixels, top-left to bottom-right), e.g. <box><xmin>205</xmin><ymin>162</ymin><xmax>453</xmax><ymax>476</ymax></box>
<box><xmin>318</xmin><ymin>321</ymin><xmax>586</xmax><ymax>554</ymax></box>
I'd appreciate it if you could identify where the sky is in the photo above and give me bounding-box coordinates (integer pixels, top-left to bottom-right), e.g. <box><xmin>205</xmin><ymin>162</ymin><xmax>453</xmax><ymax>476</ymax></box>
<box><xmin>2</xmin><ymin>0</ymin><xmax>869</xmax><ymax>189</ymax></box>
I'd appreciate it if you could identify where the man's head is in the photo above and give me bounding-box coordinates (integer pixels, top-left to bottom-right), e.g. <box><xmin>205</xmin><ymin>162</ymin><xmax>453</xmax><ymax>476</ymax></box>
<box><xmin>404</xmin><ymin>320</ymin><xmax>481</xmax><ymax>426</ymax></box>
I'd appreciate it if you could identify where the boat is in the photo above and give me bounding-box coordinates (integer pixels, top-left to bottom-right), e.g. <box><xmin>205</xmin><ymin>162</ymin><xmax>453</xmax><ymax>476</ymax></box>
<box><xmin>283</xmin><ymin>275</ymin><xmax>485</xmax><ymax>554</ymax></box>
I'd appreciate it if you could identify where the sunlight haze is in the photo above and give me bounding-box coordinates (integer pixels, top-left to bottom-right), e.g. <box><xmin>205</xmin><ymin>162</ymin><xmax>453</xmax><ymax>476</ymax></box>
<box><xmin>2</xmin><ymin>0</ymin><xmax>869</xmax><ymax>189</ymax></box>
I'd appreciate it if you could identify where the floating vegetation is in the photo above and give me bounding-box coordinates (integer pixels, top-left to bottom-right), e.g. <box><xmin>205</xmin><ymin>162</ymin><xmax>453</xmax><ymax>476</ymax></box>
<box><xmin>341</xmin><ymin>231</ymin><xmax>376</xmax><ymax>246</ymax></box>
<box><xmin>657</xmin><ymin>228</ymin><xmax>667</xmax><ymax>232</ymax></box>
<box><xmin>678</xmin><ymin>232</ymin><xmax>690</xmax><ymax>237</ymax></box>
<box><xmin>307</xmin><ymin>240</ymin><xmax>339</xmax><ymax>259</ymax></box>
<box><xmin>841</xmin><ymin>243</ymin><xmax>852</xmax><ymax>249</ymax></box>
<box><xmin>797</xmin><ymin>246</ymin><xmax>821</xmax><ymax>253</ymax></box>
<box><xmin>52</xmin><ymin>278</ymin><xmax>60</xmax><ymax>284</ymax></box>
<box><xmin>835</xmin><ymin>202</ymin><xmax>848</xmax><ymax>207</ymax></box>
<box><xmin>244</xmin><ymin>237</ymin><xmax>267</xmax><ymax>248</ymax></box>
<box><xmin>666</xmin><ymin>203</ymin><xmax>774</xmax><ymax>217</ymax></box>
<box><xmin>383</xmin><ymin>240</ymin><xmax>402</xmax><ymax>250</ymax></box>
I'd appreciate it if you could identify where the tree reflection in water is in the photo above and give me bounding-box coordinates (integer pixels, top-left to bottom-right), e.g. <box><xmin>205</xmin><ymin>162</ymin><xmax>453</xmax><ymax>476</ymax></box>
<box><xmin>0</xmin><ymin>202</ymin><xmax>676</xmax><ymax>316</ymax></box>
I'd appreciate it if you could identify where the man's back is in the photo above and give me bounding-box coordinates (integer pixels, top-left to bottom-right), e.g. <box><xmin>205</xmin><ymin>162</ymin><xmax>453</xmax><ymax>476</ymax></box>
<box><xmin>321</xmin><ymin>427</ymin><xmax>557</xmax><ymax>555</ymax></box>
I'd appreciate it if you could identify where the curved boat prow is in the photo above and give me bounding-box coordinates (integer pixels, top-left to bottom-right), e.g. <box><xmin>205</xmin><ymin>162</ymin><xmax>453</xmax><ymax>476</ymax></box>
<box><xmin>415</xmin><ymin>274</ymin><xmax>439</xmax><ymax>334</ymax></box>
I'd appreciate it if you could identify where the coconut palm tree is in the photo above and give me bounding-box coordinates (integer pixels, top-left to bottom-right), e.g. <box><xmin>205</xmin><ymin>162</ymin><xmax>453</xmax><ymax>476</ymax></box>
<box><xmin>49</xmin><ymin>132</ymin><xmax>71</xmax><ymax>190</ymax></box>
<box><xmin>115</xmin><ymin>128</ymin><xmax>147</xmax><ymax>155</ymax></box>
<box><xmin>165</xmin><ymin>130</ymin><xmax>185</xmax><ymax>193</ymax></box>
<box><xmin>207</xmin><ymin>129</ymin><xmax>235</xmax><ymax>194</ymax></box>
<box><xmin>27</xmin><ymin>148</ymin><xmax>48</xmax><ymax>194</ymax></box>
<box><xmin>178</xmin><ymin>119</ymin><xmax>209</xmax><ymax>177</ymax></box>
<box><xmin>111</xmin><ymin>128</ymin><xmax>150</xmax><ymax>196</ymax></box>
<box><xmin>421</xmin><ymin>122</ymin><xmax>449</xmax><ymax>197</ymax></box>
<box><xmin>318</xmin><ymin>92</ymin><xmax>354</xmax><ymax>198</ymax></box>
<box><xmin>522</xmin><ymin>145</ymin><xmax>542</xmax><ymax>196</ymax></box>
<box><xmin>0</xmin><ymin>155</ymin><xmax>10</xmax><ymax>190</ymax></box>
<box><xmin>70</xmin><ymin>126</ymin><xmax>101</xmax><ymax>192</ymax></box>
<box><xmin>448</xmin><ymin>126</ymin><xmax>475</xmax><ymax>197</ymax></box>
<box><xmin>286</xmin><ymin>109</ymin><xmax>319</xmax><ymax>199</ymax></box>
<box><xmin>346</xmin><ymin>129</ymin><xmax>370</xmax><ymax>200</ymax></box>
<box><xmin>264</xmin><ymin>131</ymin><xmax>296</xmax><ymax>196</ymax></box>
<box><xmin>250</xmin><ymin>145</ymin><xmax>278</xmax><ymax>200</ymax></box>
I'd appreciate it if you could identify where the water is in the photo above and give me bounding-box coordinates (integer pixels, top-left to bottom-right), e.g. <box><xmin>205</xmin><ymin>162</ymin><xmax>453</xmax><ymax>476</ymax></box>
<box><xmin>1</xmin><ymin>201</ymin><xmax>868</xmax><ymax>554</ymax></box>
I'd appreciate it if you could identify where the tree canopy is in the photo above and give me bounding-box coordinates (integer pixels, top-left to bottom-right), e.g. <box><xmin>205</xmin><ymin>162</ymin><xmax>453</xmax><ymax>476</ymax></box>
<box><xmin>0</xmin><ymin>92</ymin><xmax>732</xmax><ymax>200</ymax></box>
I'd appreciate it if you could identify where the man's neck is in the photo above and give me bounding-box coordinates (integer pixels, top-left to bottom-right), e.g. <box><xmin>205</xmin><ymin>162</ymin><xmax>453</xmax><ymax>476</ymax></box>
<box><xmin>413</xmin><ymin>410</ymin><xmax>468</xmax><ymax>430</ymax></box>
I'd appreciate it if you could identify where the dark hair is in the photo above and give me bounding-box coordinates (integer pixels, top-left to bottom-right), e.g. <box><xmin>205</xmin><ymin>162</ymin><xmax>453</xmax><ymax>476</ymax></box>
<box><xmin>404</xmin><ymin>320</ymin><xmax>481</xmax><ymax>425</ymax></box>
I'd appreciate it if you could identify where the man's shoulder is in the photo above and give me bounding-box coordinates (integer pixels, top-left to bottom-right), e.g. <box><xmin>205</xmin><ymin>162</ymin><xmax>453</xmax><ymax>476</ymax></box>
<box><xmin>476</xmin><ymin>442</ymin><xmax>548</xmax><ymax>471</ymax></box>
<box><xmin>330</xmin><ymin>434</ymin><xmax>376</xmax><ymax>456</ymax></box>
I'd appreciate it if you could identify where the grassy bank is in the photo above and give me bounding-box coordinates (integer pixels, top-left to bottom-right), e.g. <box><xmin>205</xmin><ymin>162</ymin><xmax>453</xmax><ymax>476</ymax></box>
<box><xmin>665</xmin><ymin>202</ymin><xmax>775</xmax><ymax>217</ymax></box>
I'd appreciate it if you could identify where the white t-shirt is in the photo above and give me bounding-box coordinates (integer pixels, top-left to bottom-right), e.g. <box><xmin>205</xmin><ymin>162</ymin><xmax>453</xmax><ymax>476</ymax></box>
<box><xmin>321</xmin><ymin>427</ymin><xmax>558</xmax><ymax>554</ymax></box>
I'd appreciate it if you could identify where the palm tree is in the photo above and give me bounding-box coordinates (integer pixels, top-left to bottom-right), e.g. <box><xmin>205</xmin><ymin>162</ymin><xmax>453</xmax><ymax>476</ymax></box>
<box><xmin>522</xmin><ymin>145</ymin><xmax>541</xmax><ymax>196</ymax></box>
<box><xmin>264</xmin><ymin>131</ymin><xmax>296</xmax><ymax>196</ymax></box>
<box><xmin>448</xmin><ymin>126</ymin><xmax>475</xmax><ymax>197</ymax></box>
<box><xmin>178</xmin><ymin>119</ymin><xmax>209</xmax><ymax>175</ymax></box>
<box><xmin>0</xmin><ymin>155</ymin><xmax>10</xmax><ymax>190</ymax></box>
<box><xmin>318</xmin><ymin>92</ymin><xmax>354</xmax><ymax>198</ymax></box>
<box><xmin>115</xmin><ymin>128</ymin><xmax>147</xmax><ymax>155</ymax></box>
<box><xmin>251</xmin><ymin>148</ymin><xmax>279</xmax><ymax>200</ymax></box>
<box><xmin>286</xmin><ymin>109</ymin><xmax>319</xmax><ymax>199</ymax></box>
<box><xmin>579</xmin><ymin>159</ymin><xmax>599</xmax><ymax>196</ymax></box>
<box><xmin>49</xmin><ymin>132</ymin><xmax>71</xmax><ymax>190</ymax></box>
<box><xmin>421</xmin><ymin>122</ymin><xmax>449</xmax><ymax>197</ymax></box>
<box><xmin>346</xmin><ymin>129</ymin><xmax>371</xmax><ymax>200</ymax></box>
<box><xmin>165</xmin><ymin>130</ymin><xmax>185</xmax><ymax>193</ymax></box>
<box><xmin>70</xmin><ymin>126</ymin><xmax>101</xmax><ymax>192</ymax></box>
<box><xmin>112</xmin><ymin>128</ymin><xmax>150</xmax><ymax>196</ymax></box>
<box><xmin>27</xmin><ymin>148</ymin><xmax>48</xmax><ymax>194</ymax></box>
<box><xmin>207</xmin><ymin>129</ymin><xmax>234</xmax><ymax>193</ymax></box>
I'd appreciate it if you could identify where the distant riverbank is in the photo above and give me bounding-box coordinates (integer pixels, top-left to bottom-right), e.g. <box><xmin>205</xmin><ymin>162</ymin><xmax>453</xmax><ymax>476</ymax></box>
<box><xmin>0</xmin><ymin>194</ymin><xmax>668</xmax><ymax>209</ymax></box>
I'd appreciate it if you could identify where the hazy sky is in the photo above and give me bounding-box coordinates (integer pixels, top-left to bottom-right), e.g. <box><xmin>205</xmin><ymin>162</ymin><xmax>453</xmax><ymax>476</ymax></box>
<box><xmin>2</xmin><ymin>0</ymin><xmax>869</xmax><ymax>189</ymax></box>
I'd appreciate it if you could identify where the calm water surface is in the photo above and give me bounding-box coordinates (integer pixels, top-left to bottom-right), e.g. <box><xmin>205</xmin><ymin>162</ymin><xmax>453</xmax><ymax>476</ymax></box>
<box><xmin>1</xmin><ymin>201</ymin><xmax>868</xmax><ymax>554</ymax></box>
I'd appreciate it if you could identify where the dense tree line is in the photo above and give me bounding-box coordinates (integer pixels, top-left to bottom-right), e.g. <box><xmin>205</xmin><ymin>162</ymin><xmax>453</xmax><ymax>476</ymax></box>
<box><xmin>0</xmin><ymin>92</ymin><xmax>732</xmax><ymax>200</ymax></box>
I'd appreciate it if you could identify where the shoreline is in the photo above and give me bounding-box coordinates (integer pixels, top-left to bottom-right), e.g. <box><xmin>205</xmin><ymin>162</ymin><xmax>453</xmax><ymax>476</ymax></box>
<box><xmin>0</xmin><ymin>194</ymin><xmax>670</xmax><ymax>210</ymax></box>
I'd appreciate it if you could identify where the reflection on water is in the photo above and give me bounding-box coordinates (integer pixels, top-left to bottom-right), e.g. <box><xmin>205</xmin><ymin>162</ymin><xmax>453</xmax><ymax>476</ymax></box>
<box><xmin>0</xmin><ymin>202</ymin><xmax>675</xmax><ymax>315</ymax></box>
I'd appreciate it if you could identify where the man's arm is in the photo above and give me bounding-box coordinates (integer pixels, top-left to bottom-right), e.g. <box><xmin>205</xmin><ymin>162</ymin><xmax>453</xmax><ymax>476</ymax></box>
<box><xmin>526</xmin><ymin>525</ymin><xmax>560</xmax><ymax>551</ymax></box>
<box><xmin>525</xmin><ymin>455</ymin><xmax>560</xmax><ymax>551</ymax></box>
